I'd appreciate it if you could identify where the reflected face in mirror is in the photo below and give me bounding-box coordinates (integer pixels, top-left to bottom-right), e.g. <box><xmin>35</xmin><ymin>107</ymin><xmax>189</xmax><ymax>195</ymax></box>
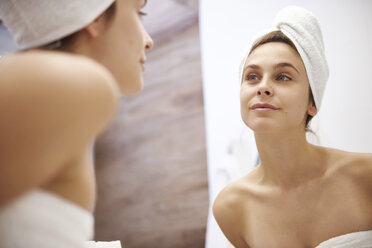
<box><xmin>240</xmin><ymin>42</ymin><xmax>316</xmax><ymax>133</ymax></box>
<box><xmin>95</xmin><ymin>0</ymin><xmax>154</xmax><ymax>95</ymax></box>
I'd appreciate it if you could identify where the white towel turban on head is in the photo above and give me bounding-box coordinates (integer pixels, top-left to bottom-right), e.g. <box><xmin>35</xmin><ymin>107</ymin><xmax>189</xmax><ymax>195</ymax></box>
<box><xmin>0</xmin><ymin>0</ymin><xmax>115</xmax><ymax>50</ymax></box>
<box><xmin>239</xmin><ymin>6</ymin><xmax>329</xmax><ymax>110</ymax></box>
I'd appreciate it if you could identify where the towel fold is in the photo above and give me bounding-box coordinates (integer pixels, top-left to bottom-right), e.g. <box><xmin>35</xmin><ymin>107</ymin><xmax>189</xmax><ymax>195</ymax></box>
<box><xmin>316</xmin><ymin>230</ymin><xmax>372</xmax><ymax>248</ymax></box>
<box><xmin>86</xmin><ymin>240</ymin><xmax>122</xmax><ymax>248</ymax></box>
<box><xmin>0</xmin><ymin>190</ymin><xmax>93</xmax><ymax>248</ymax></box>
<box><xmin>0</xmin><ymin>0</ymin><xmax>115</xmax><ymax>49</ymax></box>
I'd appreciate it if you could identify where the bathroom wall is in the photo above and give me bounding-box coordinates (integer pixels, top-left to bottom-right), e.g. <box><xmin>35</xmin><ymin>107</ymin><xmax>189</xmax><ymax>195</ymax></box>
<box><xmin>0</xmin><ymin>23</ymin><xmax>17</xmax><ymax>55</ymax></box>
<box><xmin>94</xmin><ymin>0</ymin><xmax>209</xmax><ymax>247</ymax></box>
<box><xmin>199</xmin><ymin>0</ymin><xmax>372</xmax><ymax>247</ymax></box>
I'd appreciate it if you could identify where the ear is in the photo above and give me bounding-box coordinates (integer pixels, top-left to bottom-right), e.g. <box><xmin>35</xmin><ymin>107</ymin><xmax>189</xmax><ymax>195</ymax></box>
<box><xmin>307</xmin><ymin>101</ymin><xmax>317</xmax><ymax>117</ymax></box>
<box><xmin>83</xmin><ymin>15</ymin><xmax>106</xmax><ymax>38</ymax></box>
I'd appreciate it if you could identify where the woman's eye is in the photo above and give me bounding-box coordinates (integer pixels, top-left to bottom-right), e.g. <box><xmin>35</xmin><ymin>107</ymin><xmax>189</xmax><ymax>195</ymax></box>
<box><xmin>139</xmin><ymin>11</ymin><xmax>147</xmax><ymax>17</ymax></box>
<box><xmin>246</xmin><ymin>74</ymin><xmax>259</xmax><ymax>81</ymax></box>
<box><xmin>277</xmin><ymin>74</ymin><xmax>291</xmax><ymax>81</ymax></box>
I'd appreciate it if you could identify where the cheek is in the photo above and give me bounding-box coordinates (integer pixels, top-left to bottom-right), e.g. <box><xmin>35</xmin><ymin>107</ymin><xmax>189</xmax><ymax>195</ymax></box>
<box><xmin>240</xmin><ymin>87</ymin><xmax>250</xmax><ymax>107</ymax></box>
<box><xmin>240</xmin><ymin>86</ymin><xmax>254</xmax><ymax>115</ymax></box>
<box><xmin>125</xmin><ymin>15</ymin><xmax>145</xmax><ymax>45</ymax></box>
<box><xmin>285</xmin><ymin>91</ymin><xmax>311</xmax><ymax>119</ymax></box>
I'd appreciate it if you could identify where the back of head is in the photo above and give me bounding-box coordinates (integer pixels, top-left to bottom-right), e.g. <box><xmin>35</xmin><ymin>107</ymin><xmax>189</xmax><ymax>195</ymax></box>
<box><xmin>0</xmin><ymin>0</ymin><xmax>115</xmax><ymax>50</ymax></box>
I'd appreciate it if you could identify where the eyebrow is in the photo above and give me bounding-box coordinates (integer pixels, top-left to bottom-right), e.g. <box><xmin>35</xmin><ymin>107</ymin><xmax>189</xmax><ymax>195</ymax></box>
<box><xmin>275</xmin><ymin>62</ymin><xmax>299</xmax><ymax>73</ymax></box>
<box><xmin>142</xmin><ymin>0</ymin><xmax>147</xmax><ymax>7</ymax></box>
<box><xmin>244</xmin><ymin>62</ymin><xmax>299</xmax><ymax>74</ymax></box>
<box><xmin>244</xmin><ymin>64</ymin><xmax>260</xmax><ymax>72</ymax></box>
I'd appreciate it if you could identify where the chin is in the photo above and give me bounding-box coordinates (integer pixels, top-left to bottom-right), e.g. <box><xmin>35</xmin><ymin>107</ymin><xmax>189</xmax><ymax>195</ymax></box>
<box><xmin>250</xmin><ymin>126</ymin><xmax>275</xmax><ymax>133</ymax></box>
<box><xmin>245</xmin><ymin>119</ymin><xmax>279</xmax><ymax>133</ymax></box>
<box><xmin>113</xmin><ymin>65</ymin><xmax>144</xmax><ymax>95</ymax></box>
<box><xmin>120</xmin><ymin>80</ymin><xmax>143</xmax><ymax>95</ymax></box>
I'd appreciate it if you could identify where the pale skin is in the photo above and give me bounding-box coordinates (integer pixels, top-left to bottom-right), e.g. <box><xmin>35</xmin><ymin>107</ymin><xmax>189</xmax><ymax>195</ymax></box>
<box><xmin>213</xmin><ymin>42</ymin><xmax>372</xmax><ymax>247</ymax></box>
<box><xmin>0</xmin><ymin>0</ymin><xmax>153</xmax><ymax>211</ymax></box>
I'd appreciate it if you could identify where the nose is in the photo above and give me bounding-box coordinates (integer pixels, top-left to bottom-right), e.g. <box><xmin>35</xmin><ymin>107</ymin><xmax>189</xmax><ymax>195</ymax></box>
<box><xmin>144</xmin><ymin>31</ymin><xmax>154</xmax><ymax>51</ymax></box>
<box><xmin>257</xmin><ymin>78</ymin><xmax>273</xmax><ymax>96</ymax></box>
<box><xmin>257</xmin><ymin>88</ymin><xmax>272</xmax><ymax>96</ymax></box>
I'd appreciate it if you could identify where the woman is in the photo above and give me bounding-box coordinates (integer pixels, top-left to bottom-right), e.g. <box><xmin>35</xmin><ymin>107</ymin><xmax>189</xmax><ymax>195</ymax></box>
<box><xmin>0</xmin><ymin>0</ymin><xmax>153</xmax><ymax>247</ymax></box>
<box><xmin>213</xmin><ymin>6</ymin><xmax>372</xmax><ymax>248</ymax></box>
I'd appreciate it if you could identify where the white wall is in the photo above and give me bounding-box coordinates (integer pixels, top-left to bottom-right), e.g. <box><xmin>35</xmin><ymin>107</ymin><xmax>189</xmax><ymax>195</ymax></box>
<box><xmin>0</xmin><ymin>23</ymin><xmax>17</xmax><ymax>55</ymax></box>
<box><xmin>199</xmin><ymin>0</ymin><xmax>372</xmax><ymax>247</ymax></box>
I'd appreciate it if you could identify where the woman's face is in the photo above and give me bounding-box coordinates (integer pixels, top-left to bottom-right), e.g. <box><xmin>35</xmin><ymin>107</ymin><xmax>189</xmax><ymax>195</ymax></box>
<box><xmin>240</xmin><ymin>42</ymin><xmax>316</xmax><ymax>133</ymax></box>
<box><xmin>94</xmin><ymin>0</ymin><xmax>153</xmax><ymax>95</ymax></box>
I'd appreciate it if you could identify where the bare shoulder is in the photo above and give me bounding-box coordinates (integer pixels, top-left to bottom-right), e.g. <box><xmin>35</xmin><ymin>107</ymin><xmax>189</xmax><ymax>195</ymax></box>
<box><xmin>213</xmin><ymin>177</ymin><xmax>252</xmax><ymax>248</ymax></box>
<box><xmin>0</xmin><ymin>50</ymin><xmax>119</xmax><ymax>95</ymax></box>
<box><xmin>213</xmin><ymin>181</ymin><xmax>245</xmax><ymax>218</ymax></box>
<box><xmin>0</xmin><ymin>51</ymin><xmax>119</xmax><ymax>206</ymax></box>
<box><xmin>327</xmin><ymin>147</ymin><xmax>372</xmax><ymax>191</ymax></box>
<box><xmin>345</xmin><ymin>151</ymin><xmax>372</xmax><ymax>187</ymax></box>
<box><xmin>0</xmin><ymin>50</ymin><xmax>119</xmax><ymax>135</ymax></box>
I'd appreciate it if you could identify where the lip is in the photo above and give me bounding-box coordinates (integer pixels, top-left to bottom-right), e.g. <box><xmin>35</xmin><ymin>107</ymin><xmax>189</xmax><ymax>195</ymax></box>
<box><xmin>140</xmin><ymin>60</ymin><xmax>146</xmax><ymax>71</ymax></box>
<box><xmin>250</xmin><ymin>103</ymin><xmax>279</xmax><ymax>112</ymax></box>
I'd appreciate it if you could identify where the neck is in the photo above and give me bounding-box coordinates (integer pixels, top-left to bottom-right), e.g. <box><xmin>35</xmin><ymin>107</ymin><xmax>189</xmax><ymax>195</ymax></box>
<box><xmin>254</xmin><ymin>128</ymin><xmax>326</xmax><ymax>189</ymax></box>
<box><xmin>58</xmin><ymin>31</ymin><xmax>96</xmax><ymax>60</ymax></box>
